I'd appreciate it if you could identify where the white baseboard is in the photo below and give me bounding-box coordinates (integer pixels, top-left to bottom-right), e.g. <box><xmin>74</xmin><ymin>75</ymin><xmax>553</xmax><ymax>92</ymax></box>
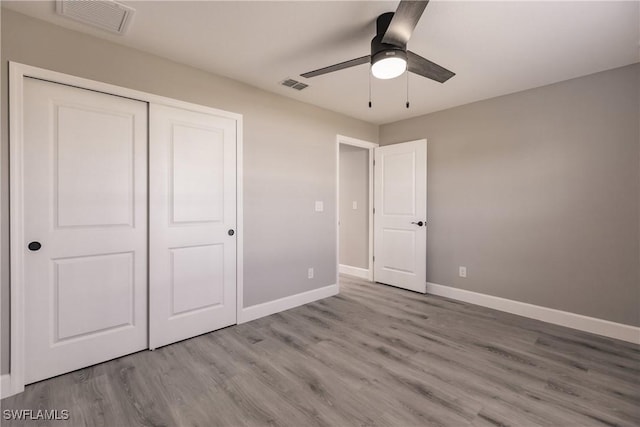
<box><xmin>426</xmin><ymin>282</ymin><xmax>640</xmax><ymax>344</ymax></box>
<box><xmin>339</xmin><ymin>264</ymin><xmax>370</xmax><ymax>280</ymax></box>
<box><xmin>1</xmin><ymin>374</ymin><xmax>12</xmax><ymax>399</ymax></box>
<box><xmin>239</xmin><ymin>283</ymin><xmax>339</xmax><ymax>324</ymax></box>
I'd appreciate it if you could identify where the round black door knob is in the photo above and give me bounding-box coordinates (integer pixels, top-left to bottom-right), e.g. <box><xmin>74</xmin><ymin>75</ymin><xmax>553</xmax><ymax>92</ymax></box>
<box><xmin>228</xmin><ymin>229</ymin><xmax>235</xmax><ymax>236</ymax></box>
<box><xmin>28</xmin><ymin>241</ymin><xmax>42</xmax><ymax>251</ymax></box>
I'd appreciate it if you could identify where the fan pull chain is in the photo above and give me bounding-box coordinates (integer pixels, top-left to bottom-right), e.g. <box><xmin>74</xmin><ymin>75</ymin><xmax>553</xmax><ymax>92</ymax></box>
<box><xmin>406</xmin><ymin>71</ymin><xmax>410</xmax><ymax>109</ymax></box>
<box><xmin>368</xmin><ymin>70</ymin><xmax>372</xmax><ymax>108</ymax></box>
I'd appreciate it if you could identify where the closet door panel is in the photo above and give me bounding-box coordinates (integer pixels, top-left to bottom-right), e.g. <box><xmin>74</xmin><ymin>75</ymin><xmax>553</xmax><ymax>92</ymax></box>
<box><xmin>23</xmin><ymin>78</ymin><xmax>148</xmax><ymax>384</ymax></box>
<box><xmin>150</xmin><ymin>104</ymin><xmax>237</xmax><ymax>349</ymax></box>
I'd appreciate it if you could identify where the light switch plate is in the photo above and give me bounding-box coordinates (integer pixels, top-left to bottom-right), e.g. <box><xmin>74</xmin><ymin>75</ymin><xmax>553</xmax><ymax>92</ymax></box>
<box><xmin>352</xmin><ymin>201</ymin><xmax>358</xmax><ymax>210</ymax></box>
<box><xmin>459</xmin><ymin>266</ymin><xmax>467</xmax><ymax>278</ymax></box>
<box><xmin>315</xmin><ymin>201</ymin><xmax>324</xmax><ymax>212</ymax></box>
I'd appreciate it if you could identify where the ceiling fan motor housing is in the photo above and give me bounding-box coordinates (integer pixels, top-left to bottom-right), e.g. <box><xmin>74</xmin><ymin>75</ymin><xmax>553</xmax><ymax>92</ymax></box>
<box><xmin>371</xmin><ymin>12</ymin><xmax>407</xmax><ymax>65</ymax></box>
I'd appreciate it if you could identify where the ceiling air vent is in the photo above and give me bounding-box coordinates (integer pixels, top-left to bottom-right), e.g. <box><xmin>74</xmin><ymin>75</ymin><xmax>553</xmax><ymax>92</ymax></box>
<box><xmin>280</xmin><ymin>78</ymin><xmax>309</xmax><ymax>91</ymax></box>
<box><xmin>56</xmin><ymin>0</ymin><xmax>136</xmax><ymax>35</ymax></box>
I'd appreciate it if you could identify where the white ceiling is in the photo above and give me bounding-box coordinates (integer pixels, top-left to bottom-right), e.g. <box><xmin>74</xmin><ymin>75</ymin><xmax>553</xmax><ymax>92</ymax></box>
<box><xmin>4</xmin><ymin>1</ymin><xmax>639</xmax><ymax>124</ymax></box>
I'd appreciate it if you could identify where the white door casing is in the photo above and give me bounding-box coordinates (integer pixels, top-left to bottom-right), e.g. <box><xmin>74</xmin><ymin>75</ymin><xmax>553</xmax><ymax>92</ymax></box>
<box><xmin>374</xmin><ymin>140</ymin><xmax>427</xmax><ymax>293</ymax></box>
<box><xmin>149</xmin><ymin>104</ymin><xmax>237</xmax><ymax>349</ymax></box>
<box><xmin>23</xmin><ymin>78</ymin><xmax>148</xmax><ymax>384</ymax></box>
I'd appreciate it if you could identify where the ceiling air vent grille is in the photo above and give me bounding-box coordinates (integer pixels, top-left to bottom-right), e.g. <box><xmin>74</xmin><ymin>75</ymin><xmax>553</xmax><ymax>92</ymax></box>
<box><xmin>280</xmin><ymin>78</ymin><xmax>309</xmax><ymax>91</ymax></box>
<box><xmin>56</xmin><ymin>0</ymin><xmax>136</xmax><ymax>35</ymax></box>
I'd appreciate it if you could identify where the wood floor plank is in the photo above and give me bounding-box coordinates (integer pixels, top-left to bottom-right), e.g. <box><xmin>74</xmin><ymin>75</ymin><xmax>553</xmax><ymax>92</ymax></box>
<box><xmin>2</xmin><ymin>274</ymin><xmax>639</xmax><ymax>426</ymax></box>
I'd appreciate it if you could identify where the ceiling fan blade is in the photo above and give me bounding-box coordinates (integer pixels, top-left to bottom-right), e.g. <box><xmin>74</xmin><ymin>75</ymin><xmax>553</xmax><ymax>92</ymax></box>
<box><xmin>301</xmin><ymin>55</ymin><xmax>370</xmax><ymax>78</ymax></box>
<box><xmin>382</xmin><ymin>0</ymin><xmax>429</xmax><ymax>46</ymax></box>
<box><xmin>407</xmin><ymin>50</ymin><xmax>455</xmax><ymax>83</ymax></box>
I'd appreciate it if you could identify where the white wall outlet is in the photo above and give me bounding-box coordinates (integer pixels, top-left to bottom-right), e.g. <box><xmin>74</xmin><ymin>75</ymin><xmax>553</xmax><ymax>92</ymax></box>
<box><xmin>308</xmin><ymin>267</ymin><xmax>314</xmax><ymax>279</ymax></box>
<box><xmin>459</xmin><ymin>266</ymin><xmax>467</xmax><ymax>278</ymax></box>
<box><xmin>314</xmin><ymin>201</ymin><xmax>324</xmax><ymax>212</ymax></box>
<box><xmin>352</xmin><ymin>201</ymin><xmax>358</xmax><ymax>210</ymax></box>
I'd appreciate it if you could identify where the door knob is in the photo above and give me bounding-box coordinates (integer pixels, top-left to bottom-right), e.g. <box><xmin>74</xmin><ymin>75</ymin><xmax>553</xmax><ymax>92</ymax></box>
<box><xmin>228</xmin><ymin>229</ymin><xmax>235</xmax><ymax>236</ymax></box>
<box><xmin>411</xmin><ymin>221</ymin><xmax>425</xmax><ymax>227</ymax></box>
<box><xmin>28</xmin><ymin>241</ymin><xmax>42</xmax><ymax>251</ymax></box>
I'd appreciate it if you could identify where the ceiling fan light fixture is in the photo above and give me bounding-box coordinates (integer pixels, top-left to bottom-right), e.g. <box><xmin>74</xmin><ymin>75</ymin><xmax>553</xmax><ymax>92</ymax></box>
<box><xmin>300</xmin><ymin>2</ymin><xmax>456</xmax><ymax>84</ymax></box>
<box><xmin>371</xmin><ymin>50</ymin><xmax>407</xmax><ymax>79</ymax></box>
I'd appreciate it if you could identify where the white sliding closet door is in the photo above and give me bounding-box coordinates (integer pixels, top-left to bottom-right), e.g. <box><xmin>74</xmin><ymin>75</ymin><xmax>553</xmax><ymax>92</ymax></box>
<box><xmin>149</xmin><ymin>104</ymin><xmax>237</xmax><ymax>349</ymax></box>
<box><xmin>23</xmin><ymin>78</ymin><xmax>148</xmax><ymax>384</ymax></box>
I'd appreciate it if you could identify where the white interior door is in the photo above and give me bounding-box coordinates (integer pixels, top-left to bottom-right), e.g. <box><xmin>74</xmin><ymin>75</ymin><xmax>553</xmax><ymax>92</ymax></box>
<box><xmin>149</xmin><ymin>104</ymin><xmax>237</xmax><ymax>349</ymax></box>
<box><xmin>23</xmin><ymin>78</ymin><xmax>148</xmax><ymax>384</ymax></box>
<box><xmin>374</xmin><ymin>140</ymin><xmax>427</xmax><ymax>293</ymax></box>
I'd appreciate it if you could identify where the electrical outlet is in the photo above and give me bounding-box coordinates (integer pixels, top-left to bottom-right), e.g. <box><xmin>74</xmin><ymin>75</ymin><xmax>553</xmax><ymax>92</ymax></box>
<box><xmin>459</xmin><ymin>266</ymin><xmax>467</xmax><ymax>278</ymax></box>
<box><xmin>308</xmin><ymin>267</ymin><xmax>314</xmax><ymax>279</ymax></box>
<box><xmin>314</xmin><ymin>201</ymin><xmax>324</xmax><ymax>212</ymax></box>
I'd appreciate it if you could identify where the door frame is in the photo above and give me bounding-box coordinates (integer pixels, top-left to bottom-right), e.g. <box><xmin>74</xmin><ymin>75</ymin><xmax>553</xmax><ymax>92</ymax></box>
<box><xmin>7</xmin><ymin>62</ymin><xmax>244</xmax><ymax>396</ymax></box>
<box><xmin>336</xmin><ymin>135</ymin><xmax>378</xmax><ymax>283</ymax></box>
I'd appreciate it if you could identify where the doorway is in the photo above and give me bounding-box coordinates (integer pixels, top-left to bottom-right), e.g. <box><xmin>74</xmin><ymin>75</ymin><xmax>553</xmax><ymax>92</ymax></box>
<box><xmin>336</xmin><ymin>136</ymin><xmax>427</xmax><ymax>293</ymax></box>
<box><xmin>336</xmin><ymin>135</ymin><xmax>377</xmax><ymax>281</ymax></box>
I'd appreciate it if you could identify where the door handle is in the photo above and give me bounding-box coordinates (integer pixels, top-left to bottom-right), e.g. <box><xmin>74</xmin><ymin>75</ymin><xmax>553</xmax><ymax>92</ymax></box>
<box><xmin>411</xmin><ymin>221</ymin><xmax>425</xmax><ymax>227</ymax></box>
<box><xmin>228</xmin><ymin>229</ymin><xmax>235</xmax><ymax>236</ymax></box>
<box><xmin>28</xmin><ymin>241</ymin><xmax>42</xmax><ymax>251</ymax></box>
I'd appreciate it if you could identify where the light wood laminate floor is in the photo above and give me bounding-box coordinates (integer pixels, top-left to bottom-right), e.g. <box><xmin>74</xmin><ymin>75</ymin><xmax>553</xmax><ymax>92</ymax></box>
<box><xmin>2</xmin><ymin>275</ymin><xmax>639</xmax><ymax>426</ymax></box>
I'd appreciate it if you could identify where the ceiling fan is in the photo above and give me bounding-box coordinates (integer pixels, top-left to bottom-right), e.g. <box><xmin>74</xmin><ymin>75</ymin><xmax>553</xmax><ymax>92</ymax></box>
<box><xmin>300</xmin><ymin>0</ymin><xmax>454</xmax><ymax>83</ymax></box>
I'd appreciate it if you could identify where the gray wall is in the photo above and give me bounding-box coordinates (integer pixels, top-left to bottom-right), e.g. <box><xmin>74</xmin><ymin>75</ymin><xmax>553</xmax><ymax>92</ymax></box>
<box><xmin>380</xmin><ymin>64</ymin><xmax>640</xmax><ymax>327</ymax></box>
<box><xmin>339</xmin><ymin>144</ymin><xmax>369</xmax><ymax>269</ymax></box>
<box><xmin>0</xmin><ymin>9</ymin><xmax>378</xmax><ymax>374</ymax></box>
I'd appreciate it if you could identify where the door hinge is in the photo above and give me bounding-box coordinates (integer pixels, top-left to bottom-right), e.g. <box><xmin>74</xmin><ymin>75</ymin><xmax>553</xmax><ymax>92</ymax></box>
<box><xmin>373</xmin><ymin>256</ymin><xmax>375</xmax><ymax>262</ymax></box>
<box><xmin>373</xmin><ymin>207</ymin><xmax>375</xmax><ymax>214</ymax></box>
